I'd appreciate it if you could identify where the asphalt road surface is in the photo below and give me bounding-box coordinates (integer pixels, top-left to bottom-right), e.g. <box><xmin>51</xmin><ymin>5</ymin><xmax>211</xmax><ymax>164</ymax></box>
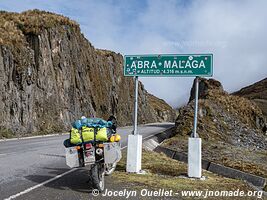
<box><xmin>0</xmin><ymin>123</ymin><xmax>174</xmax><ymax>200</ymax></box>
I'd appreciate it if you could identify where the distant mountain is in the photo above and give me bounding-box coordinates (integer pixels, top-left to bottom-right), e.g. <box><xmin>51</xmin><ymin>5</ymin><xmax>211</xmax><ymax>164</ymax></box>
<box><xmin>233</xmin><ymin>78</ymin><xmax>267</xmax><ymax>118</ymax></box>
<box><xmin>0</xmin><ymin>10</ymin><xmax>176</xmax><ymax>137</ymax></box>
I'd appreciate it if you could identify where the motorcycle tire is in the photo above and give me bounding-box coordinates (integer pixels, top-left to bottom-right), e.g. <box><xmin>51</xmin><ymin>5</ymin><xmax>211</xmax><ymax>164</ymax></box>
<box><xmin>105</xmin><ymin>163</ymin><xmax>117</xmax><ymax>176</ymax></box>
<box><xmin>90</xmin><ymin>163</ymin><xmax>105</xmax><ymax>192</ymax></box>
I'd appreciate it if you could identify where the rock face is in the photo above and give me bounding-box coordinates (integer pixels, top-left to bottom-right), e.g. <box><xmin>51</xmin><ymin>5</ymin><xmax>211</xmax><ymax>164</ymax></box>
<box><xmin>147</xmin><ymin>93</ymin><xmax>176</xmax><ymax>122</ymax></box>
<box><xmin>0</xmin><ymin>10</ymin><xmax>175</xmax><ymax>137</ymax></box>
<box><xmin>233</xmin><ymin>77</ymin><xmax>267</xmax><ymax>118</ymax></box>
<box><xmin>176</xmin><ymin>77</ymin><xmax>266</xmax><ymax>146</ymax></box>
<box><xmin>164</xmin><ymin>78</ymin><xmax>267</xmax><ymax>178</ymax></box>
<box><xmin>188</xmin><ymin>78</ymin><xmax>223</xmax><ymax>102</ymax></box>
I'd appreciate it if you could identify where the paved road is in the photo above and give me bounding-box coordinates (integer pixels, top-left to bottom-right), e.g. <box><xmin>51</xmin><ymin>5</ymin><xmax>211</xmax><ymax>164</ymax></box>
<box><xmin>0</xmin><ymin>123</ymin><xmax>174</xmax><ymax>200</ymax></box>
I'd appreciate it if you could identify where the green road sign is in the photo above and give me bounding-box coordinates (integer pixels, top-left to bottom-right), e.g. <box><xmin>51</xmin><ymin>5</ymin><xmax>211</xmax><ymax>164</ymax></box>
<box><xmin>124</xmin><ymin>54</ymin><xmax>213</xmax><ymax>77</ymax></box>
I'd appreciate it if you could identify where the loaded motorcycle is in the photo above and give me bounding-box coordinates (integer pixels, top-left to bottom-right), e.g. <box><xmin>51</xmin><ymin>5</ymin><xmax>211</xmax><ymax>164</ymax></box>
<box><xmin>64</xmin><ymin>123</ymin><xmax>121</xmax><ymax>192</ymax></box>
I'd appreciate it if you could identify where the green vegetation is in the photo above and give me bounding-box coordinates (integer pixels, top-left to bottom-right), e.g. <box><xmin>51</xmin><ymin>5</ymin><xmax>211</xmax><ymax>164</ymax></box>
<box><xmin>0</xmin><ymin>9</ymin><xmax>79</xmax><ymax>46</ymax></box>
<box><xmin>0</xmin><ymin>127</ymin><xmax>13</xmax><ymax>139</ymax></box>
<box><xmin>175</xmin><ymin>89</ymin><xmax>264</xmax><ymax>138</ymax></box>
<box><xmin>233</xmin><ymin>78</ymin><xmax>267</xmax><ymax>118</ymax></box>
<box><xmin>253</xmin><ymin>99</ymin><xmax>267</xmax><ymax>118</ymax></box>
<box><xmin>113</xmin><ymin>150</ymin><xmax>255</xmax><ymax>198</ymax></box>
<box><xmin>163</xmin><ymin>136</ymin><xmax>267</xmax><ymax>178</ymax></box>
<box><xmin>206</xmin><ymin>89</ymin><xmax>263</xmax><ymax>129</ymax></box>
<box><xmin>170</xmin><ymin>82</ymin><xmax>267</xmax><ymax>179</ymax></box>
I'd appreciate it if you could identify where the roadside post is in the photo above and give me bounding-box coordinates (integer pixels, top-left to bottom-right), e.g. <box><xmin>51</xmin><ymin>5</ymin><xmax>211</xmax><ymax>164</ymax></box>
<box><xmin>188</xmin><ymin>76</ymin><xmax>202</xmax><ymax>178</ymax></box>
<box><xmin>123</xmin><ymin>54</ymin><xmax>213</xmax><ymax>176</ymax></box>
<box><xmin>133</xmin><ymin>76</ymin><xmax>139</xmax><ymax>135</ymax></box>
<box><xmin>126</xmin><ymin>76</ymin><xmax>143</xmax><ymax>173</ymax></box>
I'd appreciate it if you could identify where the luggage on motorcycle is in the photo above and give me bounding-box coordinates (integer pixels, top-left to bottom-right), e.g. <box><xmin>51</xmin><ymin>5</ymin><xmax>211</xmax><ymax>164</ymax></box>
<box><xmin>70</xmin><ymin>128</ymin><xmax>82</xmax><ymax>144</ymax></box>
<box><xmin>65</xmin><ymin>146</ymin><xmax>79</xmax><ymax>168</ymax></box>
<box><xmin>81</xmin><ymin>126</ymin><xmax>108</xmax><ymax>142</ymax></box>
<box><xmin>87</xmin><ymin>118</ymin><xmax>108</xmax><ymax>128</ymax></box>
<box><xmin>81</xmin><ymin>117</ymin><xmax>89</xmax><ymax>126</ymax></box>
<box><xmin>64</xmin><ymin>139</ymin><xmax>76</xmax><ymax>147</ymax></box>
<box><xmin>81</xmin><ymin>126</ymin><xmax>94</xmax><ymax>141</ymax></box>
<box><xmin>72</xmin><ymin>120</ymin><xmax>82</xmax><ymax>130</ymax></box>
<box><xmin>107</xmin><ymin>115</ymin><xmax>117</xmax><ymax>132</ymax></box>
<box><xmin>70</xmin><ymin>117</ymin><xmax>113</xmax><ymax>144</ymax></box>
<box><xmin>104</xmin><ymin>142</ymin><xmax>122</xmax><ymax>164</ymax></box>
<box><xmin>96</xmin><ymin>128</ymin><xmax>109</xmax><ymax>141</ymax></box>
<box><xmin>109</xmin><ymin>134</ymin><xmax>121</xmax><ymax>142</ymax></box>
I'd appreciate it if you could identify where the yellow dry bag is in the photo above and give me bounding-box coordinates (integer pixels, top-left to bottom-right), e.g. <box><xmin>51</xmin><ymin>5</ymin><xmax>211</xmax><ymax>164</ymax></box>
<box><xmin>70</xmin><ymin>128</ymin><xmax>82</xmax><ymax>144</ymax></box>
<box><xmin>82</xmin><ymin>127</ymin><xmax>108</xmax><ymax>142</ymax></box>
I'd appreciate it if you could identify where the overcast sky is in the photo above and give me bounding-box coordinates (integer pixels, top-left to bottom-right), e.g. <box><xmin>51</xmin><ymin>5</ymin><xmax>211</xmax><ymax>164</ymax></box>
<box><xmin>1</xmin><ymin>0</ymin><xmax>266</xmax><ymax>107</ymax></box>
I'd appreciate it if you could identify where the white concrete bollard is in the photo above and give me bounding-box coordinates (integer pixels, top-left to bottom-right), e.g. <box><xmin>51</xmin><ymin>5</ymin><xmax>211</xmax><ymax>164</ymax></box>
<box><xmin>126</xmin><ymin>134</ymin><xmax>142</xmax><ymax>173</ymax></box>
<box><xmin>188</xmin><ymin>137</ymin><xmax>202</xmax><ymax>178</ymax></box>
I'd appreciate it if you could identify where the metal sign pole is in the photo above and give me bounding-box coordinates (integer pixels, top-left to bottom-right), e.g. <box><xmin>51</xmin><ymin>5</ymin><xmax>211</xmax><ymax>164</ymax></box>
<box><xmin>193</xmin><ymin>76</ymin><xmax>199</xmax><ymax>138</ymax></box>
<box><xmin>133</xmin><ymin>76</ymin><xmax>138</xmax><ymax>135</ymax></box>
<box><xmin>188</xmin><ymin>76</ymin><xmax>202</xmax><ymax>178</ymax></box>
<box><xmin>123</xmin><ymin>54</ymin><xmax>212</xmax><ymax>176</ymax></box>
<box><xmin>126</xmin><ymin>75</ymin><xmax>142</xmax><ymax>173</ymax></box>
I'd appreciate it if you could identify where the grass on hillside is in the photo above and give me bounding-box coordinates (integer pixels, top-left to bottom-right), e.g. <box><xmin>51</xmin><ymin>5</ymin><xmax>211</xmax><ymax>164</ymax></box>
<box><xmin>163</xmin><ymin>135</ymin><xmax>267</xmax><ymax>179</ymax></box>
<box><xmin>112</xmin><ymin>150</ymin><xmax>259</xmax><ymax>199</ymax></box>
<box><xmin>0</xmin><ymin>9</ymin><xmax>79</xmax><ymax>46</ymax></box>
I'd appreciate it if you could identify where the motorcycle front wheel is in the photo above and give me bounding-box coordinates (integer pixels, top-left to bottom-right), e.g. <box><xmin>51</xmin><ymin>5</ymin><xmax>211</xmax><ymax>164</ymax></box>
<box><xmin>90</xmin><ymin>163</ymin><xmax>105</xmax><ymax>192</ymax></box>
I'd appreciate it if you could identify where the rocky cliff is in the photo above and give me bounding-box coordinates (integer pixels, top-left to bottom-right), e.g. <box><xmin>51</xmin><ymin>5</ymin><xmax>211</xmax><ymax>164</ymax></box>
<box><xmin>233</xmin><ymin>77</ymin><xmax>267</xmax><ymax>118</ymax></box>
<box><xmin>177</xmin><ymin>77</ymin><xmax>266</xmax><ymax>141</ymax></box>
<box><xmin>0</xmin><ymin>10</ymin><xmax>175</xmax><ymax>137</ymax></box>
<box><xmin>163</xmin><ymin>78</ymin><xmax>267</xmax><ymax>178</ymax></box>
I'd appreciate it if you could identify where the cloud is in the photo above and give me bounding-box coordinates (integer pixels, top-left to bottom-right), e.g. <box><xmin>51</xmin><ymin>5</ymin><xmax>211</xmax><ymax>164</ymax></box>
<box><xmin>0</xmin><ymin>0</ymin><xmax>266</xmax><ymax>107</ymax></box>
<box><xmin>126</xmin><ymin>0</ymin><xmax>267</xmax><ymax>107</ymax></box>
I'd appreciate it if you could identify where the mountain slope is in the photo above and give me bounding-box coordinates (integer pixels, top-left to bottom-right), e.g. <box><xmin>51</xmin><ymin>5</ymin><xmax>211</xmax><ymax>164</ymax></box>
<box><xmin>163</xmin><ymin>78</ymin><xmax>267</xmax><ymax>178</ymax></box>
<box><xmin>233</xmin><ymin>77</ymin><xmax>267</xmax><ymax>117</ymax></box>
<box><xmin>0</xmin><ymin>10</ymin><xmax>176</xmax><ymax>137</ymax></box>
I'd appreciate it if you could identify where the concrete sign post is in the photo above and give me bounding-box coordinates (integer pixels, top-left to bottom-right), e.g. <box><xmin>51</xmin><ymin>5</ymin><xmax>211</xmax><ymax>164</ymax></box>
<box><xmin>188</xmin><ymin>77</ymin><xmax>202</xmax><ymax>178</ymax></box>
<box><xmin>126</xmin><ymin>76</ymin><xmax>142</xmax><ymax>173</ymax></box>
<box><xmin>124</xmin><ymin>54</ymin><xmax>213</xmax><ymax>176</ymax></box>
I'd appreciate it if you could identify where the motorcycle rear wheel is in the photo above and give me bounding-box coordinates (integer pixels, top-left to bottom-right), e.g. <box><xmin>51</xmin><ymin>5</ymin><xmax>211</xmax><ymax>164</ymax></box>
<box><xmin>91</xmin><ymin>163</ymin><xmax>105</xmax><ymax>192</ymax></box>
<box><xmin>105</xmin><ymin>163</ymin><xmax>117</xmax><ymax>176</ymax></box>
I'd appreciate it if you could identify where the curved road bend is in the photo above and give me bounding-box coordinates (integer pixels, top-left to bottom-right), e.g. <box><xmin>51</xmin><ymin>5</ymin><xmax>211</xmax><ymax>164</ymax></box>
<box><xmin>0</xmin><ymin>122</ymin><xmax>174</xmax><ymax>200</ymax></box>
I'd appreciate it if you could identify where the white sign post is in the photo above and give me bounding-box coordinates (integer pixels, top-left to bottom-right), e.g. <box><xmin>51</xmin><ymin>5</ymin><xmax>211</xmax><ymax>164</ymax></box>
<box><xmin>188</xmin><ymin>77</ymin><xmax>202</xmax><ymax>178</ymax></box>
<box><xmin>126</xmin><ymin>76</ymin><xmax>142</xmax><ymax>173</ymax></box>
<box><xmin>124</xmin><ymin>54</ymin><xmax>212</xmax><ymax>175</ymax></box>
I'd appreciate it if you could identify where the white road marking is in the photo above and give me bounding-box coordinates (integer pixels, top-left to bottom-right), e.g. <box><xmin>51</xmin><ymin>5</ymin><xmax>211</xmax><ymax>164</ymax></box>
<box><xmin>4</xmin><ymin>168</ymin><xmax>77</xmax><ymax>200</ymax></box>
<box><xmin>0</xmin><ymin>133</ymin><xmax>69</xmax><ymax>142</ymax></box>
<box><xmin>4</xmin><ymin>126</ymin><xmax>173</xmax><ymax>200</ymax></box>
<box><xmin>0</xmin><ymin>153</ymin><xmax>7</xmax><ymax>156</ymax></box>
